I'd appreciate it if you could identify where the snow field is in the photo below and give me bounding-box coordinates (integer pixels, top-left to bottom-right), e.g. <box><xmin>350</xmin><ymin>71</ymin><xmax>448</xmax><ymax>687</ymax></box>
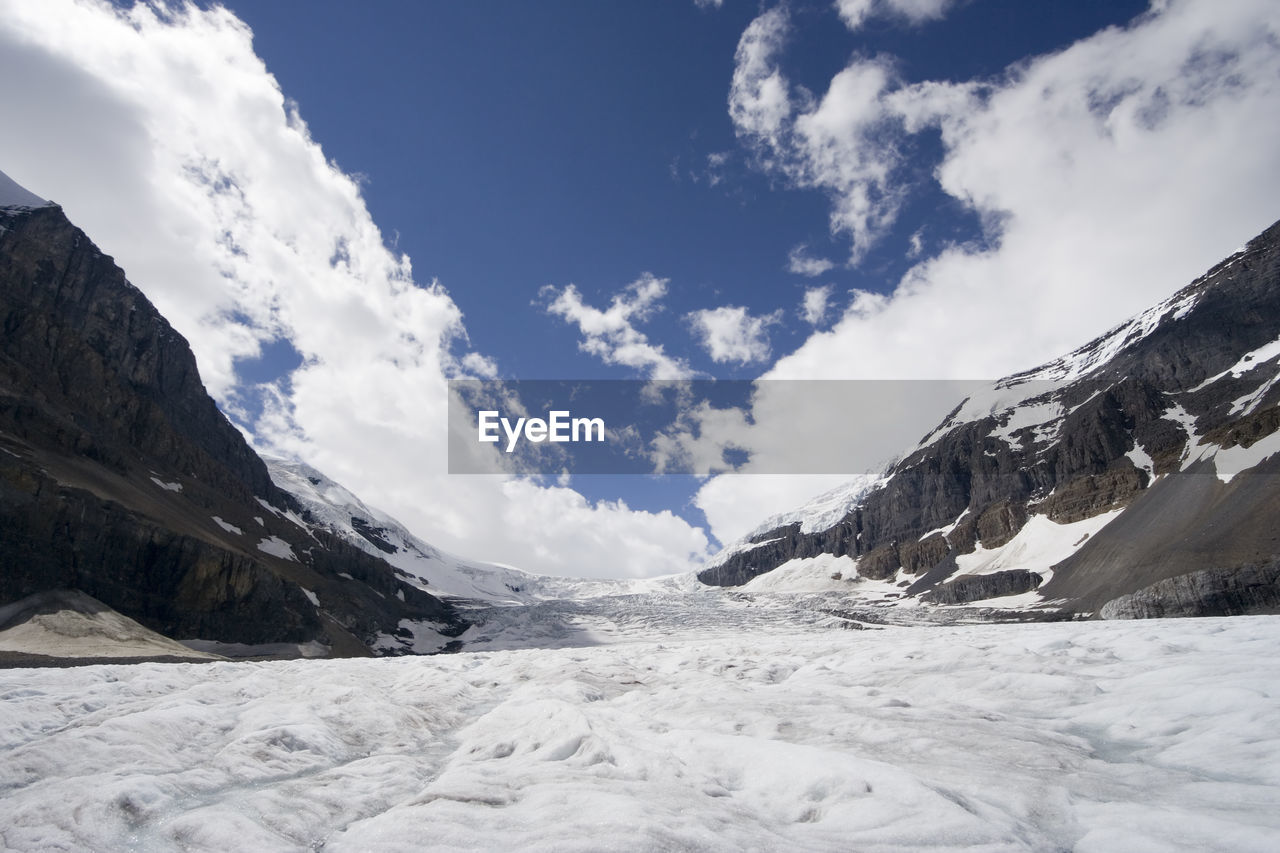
<box><xmin>2</xmin><ymin>617</ymin><xmax>1279</xmax><ymax>851</ymax></box>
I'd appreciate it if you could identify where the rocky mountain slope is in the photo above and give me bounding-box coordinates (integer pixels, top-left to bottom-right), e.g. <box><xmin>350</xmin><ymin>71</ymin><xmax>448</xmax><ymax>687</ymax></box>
<box><xmin>701</xmin><ymin>218</ymin><xmax>1280</xmax><ymax>618</ymax></box>
<box><xmin>0</xmin><ymin>191</ymin><xmax>466</xmax><ymax>657</ymax></box>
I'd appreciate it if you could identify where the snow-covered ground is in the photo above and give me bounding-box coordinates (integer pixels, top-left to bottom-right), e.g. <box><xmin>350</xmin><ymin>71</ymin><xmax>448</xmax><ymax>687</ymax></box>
<box><xmin>3</xmin><ymin>615</ymin><xmax>1279</xmax><ymax>852</ymax></box>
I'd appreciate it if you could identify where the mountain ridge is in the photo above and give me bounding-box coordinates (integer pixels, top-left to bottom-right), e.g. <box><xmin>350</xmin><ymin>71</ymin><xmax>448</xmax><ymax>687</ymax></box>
<box><xmin>700</xmin><ymin>217</ymin><xmax>1280</xmax><ymax>617</ymax></box>
<box><xmin>0</xmin><ymin>199</ymin><xmax>468</xmax><ymax>656</ymax></box>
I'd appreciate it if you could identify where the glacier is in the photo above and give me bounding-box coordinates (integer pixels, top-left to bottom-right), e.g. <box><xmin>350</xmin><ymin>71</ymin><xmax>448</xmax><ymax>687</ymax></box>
<box><xmin>2</xmin><ymin>613</ymin><xmax>1279</xmax><ymax>851</ymax></box>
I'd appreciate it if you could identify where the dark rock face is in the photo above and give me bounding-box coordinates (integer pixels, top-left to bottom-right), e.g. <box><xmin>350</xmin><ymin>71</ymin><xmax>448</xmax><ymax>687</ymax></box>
<box><xmin>1100</xmin><ymin>560</ymin><xmax>1280</xmax><ymax>619</ymax></box>
<box><xmin>697</xmin><ymin>521</ymin><xmax>855</xmax><ymax>587</ymax></box>
<box><xmin>923</xmin><ymin>570</ymin><xmax>1043</xmax><ymax>606</ymax></box>
<box><xmin>0</xmin><ymin>205</ymin><xmax>278</xmax><ymax>502</ymax></box>
<box><xmin>701</xmin><ymin>217</ymin><xmax>1280</xmax><ymax>614</ymax></box>
<box><xmin>0</xmin><ymin>204</ymin><xmax>465</xmax><ymax>653</ymax></box>
<box><xmin>350</xmin><ymin>517</ymin><xmax>398</xmax><ymax>555</ymax></box>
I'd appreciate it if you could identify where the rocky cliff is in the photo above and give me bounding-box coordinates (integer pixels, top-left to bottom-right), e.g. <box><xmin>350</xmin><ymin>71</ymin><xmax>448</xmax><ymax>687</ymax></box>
<box><xmin>702</xmin><ymin>218</ymin><xmax>1280</xmax><ymax>618</ymax></box>
<box><xmin>0</xmin><ymin>201</ymin><xmax>466</xmax><ymax>655</ymax></box>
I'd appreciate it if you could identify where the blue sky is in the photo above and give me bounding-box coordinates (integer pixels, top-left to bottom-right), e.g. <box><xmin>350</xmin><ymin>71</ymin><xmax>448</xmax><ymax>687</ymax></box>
<box><xmin>230</xmin><ymin>0</ymin><xmax>1145</xmax><ymax>383</ymax></box>
<box><xmin>2</xmin><ymin>0</ymin><xmax>1278</xmax><ymax>576</ymax></box>
<box><xmin>223</xmin><ymin>0</ymin><xmax>1148</xmax><ymax>524</ymax></box>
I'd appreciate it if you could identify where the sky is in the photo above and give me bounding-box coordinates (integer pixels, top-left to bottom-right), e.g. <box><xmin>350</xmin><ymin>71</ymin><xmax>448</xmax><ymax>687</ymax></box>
<box><xmin>1</xmin><ymin>0</ymin><xmax>1279</xmax><ymax>578</ymax></box>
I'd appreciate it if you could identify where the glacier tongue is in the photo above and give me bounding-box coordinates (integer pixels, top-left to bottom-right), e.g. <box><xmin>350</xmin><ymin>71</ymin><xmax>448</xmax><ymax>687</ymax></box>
<box><xmin>2</xmin><ymin>616</ymin><xmax>1279</xmax><ymax>851</ymax></box>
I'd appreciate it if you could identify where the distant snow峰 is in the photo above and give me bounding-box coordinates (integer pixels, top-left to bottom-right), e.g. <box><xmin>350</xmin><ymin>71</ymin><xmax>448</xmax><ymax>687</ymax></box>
<box><xmin>263</xmin><ymin>456</ymin><xmax>608</xmax><ymax>607</ymax></box>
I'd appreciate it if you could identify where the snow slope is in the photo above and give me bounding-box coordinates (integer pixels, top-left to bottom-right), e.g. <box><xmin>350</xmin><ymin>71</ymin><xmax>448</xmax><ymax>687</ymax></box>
<box><xmin>2</xmin><ymin>617</ymin><xmax>1278</xmax><ymax>851</ymax></box>
<box><xmin>265</xmin><ymin>458</ymin><xmax>564</xmax><ymax>605</ymax></box>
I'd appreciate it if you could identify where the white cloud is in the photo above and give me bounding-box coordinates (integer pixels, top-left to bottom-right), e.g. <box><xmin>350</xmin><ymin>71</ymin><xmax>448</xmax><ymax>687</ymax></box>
<box><xmin>754</xmin><ymin>0</ymin><xmax>1280</xmax><ymax>382</ymax></box>
<box><xmin>905</xmin><ymin>229</ymin><xmax>924</xmax><ymax>259</ymax></box>
<box><xmin>542</xmin><ymin>275</ymin><xmax>693</xmax><ymax>379</ymax></box>
<box><xmin>459</xmin><ymin>351</ymin><xmax>500</xmax><ymax>379</ymax></box>
<box><xmin>686</xmin><ymin>305</ymin><xmax>783</xmax><ymax>365</ymax></box>
<box><xmin>728</xmin><ymin>7</ymin><xmax>792</xmax><ymax>151</ymax></box>
<box><xmin>786</xmin><ymin>244</ymin><xmax>836</xmax><ymax>277</ymax></box>
<box><xmin>836</xmin><ymin>0</ymin><xmax>957</xmax><ymax>32</ymax></box>
<box><xmin>800</xmin><ymin>285</ymin><xmax>834</xmax><ymax>326</ymax></box>
<box><xmin>648</xmin><ymin>399</ymin><xmax>756</xmax><ymax>477</ymax></box>
<box><xmin>705</xmin><ymin>150</ymin><xmax>730</xmax><ymax>187</ymax></box>
<box><xmin>729</xmin><ymin>10</ymin><xmax>905</xmax><ymax>263</ymax></box>
<box><xmin>0</xmin><ymin>0</ymin><xmax>711</xmax><ymax>579</ymax></box>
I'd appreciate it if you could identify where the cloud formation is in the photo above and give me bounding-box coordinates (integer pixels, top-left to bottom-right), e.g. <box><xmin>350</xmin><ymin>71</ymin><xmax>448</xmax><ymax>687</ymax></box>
<box><xmin>687</xmin><ymin>305</ymin><xmax>783</xmax><ymax>366</ymax></box>
<box><xmin>0</xmin><ymin>0</ymin><xmax>710</xmax><ymax>579</ymax></box>
<box><xmin>542</xmin><ymin>275</ymin><xmax>693</xmax><ymax>379</ymax></box>
<box><xmin>800</xmin><ymin>285</ymin><xmax>834</xmax><ymax>326</ymax></box>
<box><xmin>836</xmin><ymin>0</ymin><xmax>957</xmax><ymax>32</ymax></box>
<box><xmin>786</xmin><ymin>244</ymin><xmax>836</xmax><ymax>277</ymax></box>
<box><xmin>733</xmin><ymin>0</ymin><xmax>1280</xmax><ymax>383</ymax></box>
<box><xmin>698</xmin><ymin>0</ymin><xmax>1280</xmax><ymax>546</ymax></box>
<box><xmin>730</xmin><ymin>10</ymin><xmax>906</xmax><ymax>263</ymax></box>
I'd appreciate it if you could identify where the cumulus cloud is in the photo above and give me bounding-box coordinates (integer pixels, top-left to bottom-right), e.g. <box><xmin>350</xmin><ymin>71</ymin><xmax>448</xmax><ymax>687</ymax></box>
<box><xmin>0</xmin><ymin>0</ymin><xmax>710</xmax><ymax>579</ymax></box>
<box><xmin>729</xmin><ymin>9</ymin><xmax>906</xmax><ymax>263</ymax></box>
<box><xmin>836</xmin><ymin>0</ymin><xmax>957</xmax><ymax>32</ymax></box>
<box><xmin>786</xmin><ymin>244</ymin><xmax>836</xmax><ymax>277</ymax></box>
<box><xmin>686</xmin><ymin>305</ymin><xmax>783</xmax><ymax>365</ymax></box>
<box><xmin>800</xmin><ymin>285</ymin><xmax>835</xmax><ymax>326</ymax></box>
<box><xmin>728</xmin><ymin>7</ymin><xmax>792</xmax><ymax>151</ymax></box>
<box><xmin>541</xmin><ymin>275</ymin><xmax>693</xmax><ymax>379</ymax></box>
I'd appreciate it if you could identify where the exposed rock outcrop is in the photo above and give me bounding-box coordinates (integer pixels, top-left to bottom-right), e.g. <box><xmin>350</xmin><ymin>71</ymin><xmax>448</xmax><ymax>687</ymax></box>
<box><xmin>1100</xmin><ymin>560</ymin><xmax>1280</xmax><ymax>619</ymax></box>
<box><xmin>0</xmin><ymin>202</ymin><xmax>466</xmax><ymax>654</ymax></box>
<box><xmin>923</xmin><ymin>570</ymin><xmax>1043</xmax><ymax>606</ymax></box>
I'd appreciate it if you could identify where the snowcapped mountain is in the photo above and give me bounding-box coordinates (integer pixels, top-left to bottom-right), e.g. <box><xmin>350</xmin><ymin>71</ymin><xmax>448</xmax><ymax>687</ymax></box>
<box><xmin>702</xmin><ymin>218</ymin><xmax>1280</xmax><ymax>618</ymax></box>
<box><xmin>264</xmin><ymin>457</ymin><xmax>555</xmax><ymax>608</ymax></box>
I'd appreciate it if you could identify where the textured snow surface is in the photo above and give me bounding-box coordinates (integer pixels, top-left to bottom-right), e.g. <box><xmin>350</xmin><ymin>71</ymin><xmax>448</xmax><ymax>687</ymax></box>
<box><xmin>1190</xmin><ymin>334</ymin><xmax>1280</xmax><ymax>391</ymax></box>
<box><xmin>954</xmin><ymin>512</ymin><xmax>1123</xmax><ymax>583</ymax></box>
<box><xmin>1015</xmin><ymin>283</ymin><xmax>1204</xmax><ymax>386</ymax></box>
<box><xmin>3</xmin><ymin>617</ymin><xmax>1279</xmax><ymax>852</ymax></box>
<box><xmin>255</xmin><ymin>535</ymin><xmax>297</xmax><ymax>562</ymax></box>
<box><xmin>211</xmin><ymin>516</ymin><xmax>242</xmax><ymax>536</ymax></box>
<box><xmin>741</xmin><ymin>553</ymin><xmax>860</xmax><ymax>593</ymax></box>
<box><xmin>148</xmin><ymin>476</ymin><xmax>182</xmax><ymax>493</ymax></box>
<box><xmin>1212</xmin><ymin>429</ymin><xmax>1280</xmax><ymax>484</ymax></box>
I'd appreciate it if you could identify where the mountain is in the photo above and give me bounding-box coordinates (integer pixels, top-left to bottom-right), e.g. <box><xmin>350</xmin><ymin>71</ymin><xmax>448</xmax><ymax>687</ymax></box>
<box><xmin>701</xmin><ymin>218</ymin><xmax>1280</xmax><ymax>618</ymax></box>
<box><xmin>265</xmin><ymin>459</ymin><xmax>545</xmax><ymax>606</ymax></box>
<box><xmin>0</xmin><ymin>182</ymin><xmax>467</xmax><ymax>657</ymax></box>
